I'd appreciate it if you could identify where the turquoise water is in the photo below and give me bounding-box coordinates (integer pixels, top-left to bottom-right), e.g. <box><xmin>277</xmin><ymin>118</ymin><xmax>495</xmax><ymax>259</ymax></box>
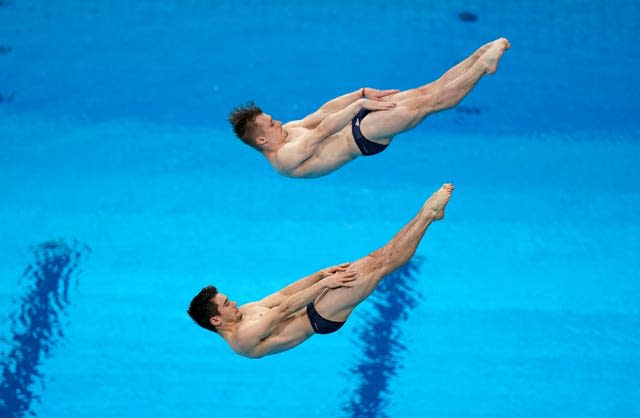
<box><xmin>1</xmin><ymin>1</ymin><xmax>639</xmax><ymax>417</ymax></box>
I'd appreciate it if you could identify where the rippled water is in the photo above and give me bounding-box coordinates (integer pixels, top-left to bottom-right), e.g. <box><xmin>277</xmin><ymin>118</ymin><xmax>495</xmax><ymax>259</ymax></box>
<box><xmin>1</xmin><ymin>1</ymin><xmax>639</xmax><ymax>417</ymax></box>
<box><xmin>0</xmin><ymin>240</ymin><xmax>88</xmax><ymax>417</ymax></box>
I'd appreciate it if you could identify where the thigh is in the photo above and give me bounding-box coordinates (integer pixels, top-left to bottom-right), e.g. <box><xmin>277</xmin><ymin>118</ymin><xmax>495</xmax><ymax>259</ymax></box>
<box><xmin>360</xmin><ymin>103</ymin><xmax>421</xmax><ymax>142</ymax></box>
<box><xmin>313</xmin><ymin>255</ymin><xmax>384</xmax><ymax>322</ymax></box>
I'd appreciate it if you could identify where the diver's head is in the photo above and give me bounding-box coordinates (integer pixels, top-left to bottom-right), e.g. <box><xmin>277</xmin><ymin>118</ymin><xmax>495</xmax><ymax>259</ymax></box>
<box><xmin>229</xmin><ymin>101</ymin><xmax>264</xmax><ymax>150</ymax></box>
<box><xmin>229</xmin><ymin>102</ymin><xmax>285</xmax><ymax>152</ymax></box>
<box><xmin>187</xmin><ymin>285</ymin><xmax>241</xmax><ymax>333</ymax></box>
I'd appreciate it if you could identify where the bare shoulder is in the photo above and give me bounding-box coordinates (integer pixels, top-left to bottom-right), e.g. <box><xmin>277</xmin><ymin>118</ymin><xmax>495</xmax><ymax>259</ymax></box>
<box><xmin>230</xmin><ymin>312</ymin><xmax>283</xmax><ymax>358</ymax></box>
<box><xmin>283</xmin><ymin>119</ymin><xmax>303</xmax><ymax>128</ymax></box>
<box><xmin>272</xmin><ymin>141</ymin><xmax>306</xmax><ymax>175</ymax></box>
<box><xmin>228</xmin><ymin>318</ymin><xmax>262</xmax><ymax>356</ymax></box>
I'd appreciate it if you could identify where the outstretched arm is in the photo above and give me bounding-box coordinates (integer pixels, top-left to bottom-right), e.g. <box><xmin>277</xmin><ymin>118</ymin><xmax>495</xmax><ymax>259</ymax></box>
<box><xmin>248</xmin><ymin>263</ymin><xmax>351</xmax><ymax>308</ymax></box>
<box><xmin>293</xmin><ymin>88</ymin><xmax>399</xmax><ymax>129</ymax></box>
<box><xmin>275</xmin><ymin>98</ymin><xmax>397</xmax><ymax>174</ymax></box>
<box><xmin>233</xmin><ymin>270</ymin><xmax>357</xmax><ymax>352</ymax></box>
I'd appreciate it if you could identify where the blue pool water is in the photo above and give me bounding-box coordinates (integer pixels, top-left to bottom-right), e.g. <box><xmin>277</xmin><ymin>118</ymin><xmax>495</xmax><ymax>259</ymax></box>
<box><xmin>1</xmin><ymin>1</ymin><xmax>639</xmax><ymax>417</ymax></box>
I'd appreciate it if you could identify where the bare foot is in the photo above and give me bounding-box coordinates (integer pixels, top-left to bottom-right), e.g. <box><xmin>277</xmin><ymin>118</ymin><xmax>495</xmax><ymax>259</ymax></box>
<box><xmin>473</xmin><ymin>40</ymin><xmax>495</xmax><ymax>59</ymax></box>
<box><xmin>423</xmin><ymin>183</ymin><xmax>454</xmax><ymax>221</ymax></box>
<box><xmin>481</xmin><ymin>38</ymin><xmax>510</xmax><ymax>74</ymax></box>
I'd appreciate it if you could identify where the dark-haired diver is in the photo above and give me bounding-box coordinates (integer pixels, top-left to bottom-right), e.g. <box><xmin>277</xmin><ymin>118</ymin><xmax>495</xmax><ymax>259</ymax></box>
<box><xmin>229</xmin><ymin>38</ymin><xmax>510</xmax><ymax>178</ymax></box>
<box><xmin>188</xmin><ymin>184</ymin><xmax>454</xmax><ymax>358</ymax></box>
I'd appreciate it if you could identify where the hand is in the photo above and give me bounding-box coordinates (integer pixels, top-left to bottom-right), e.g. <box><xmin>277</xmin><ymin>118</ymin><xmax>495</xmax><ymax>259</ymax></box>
<box><xmin>364</xmin><ymin>88</ymin><xmax>400</xmax><ymax>101</ymax></box>
<box><xmin>321</xmin><ymin>269</ymin><xmax>357</xmax><ymax>289</ymax></box>
<box><xmin>319</xmin><ymin>262</ymin><xmax>350</xmax><ymax>279</ymax></box>
<box><xmin>361</xmin><ymin>98</ymin><xmax>396</xmax><ymax>111</ymax></box>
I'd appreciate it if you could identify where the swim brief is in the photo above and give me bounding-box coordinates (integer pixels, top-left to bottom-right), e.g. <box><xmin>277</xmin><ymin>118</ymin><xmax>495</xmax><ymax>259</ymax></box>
<box><xmin>351</xmin><ymin>108</ymin><xmax>388</xmax><ymax>156</ymax></box>
<box><xmin>306</xmin><ymin>302</ymin><xmax>345</xmax><ymax>334</ymax></box>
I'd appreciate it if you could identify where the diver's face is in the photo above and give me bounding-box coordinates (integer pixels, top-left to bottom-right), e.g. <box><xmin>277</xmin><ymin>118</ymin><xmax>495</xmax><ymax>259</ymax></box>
<box><xmin>255</xmin><ymin>113</ymin><xmax>283</xmax><ymax>141</ymax></box>
<box><xmin>213</xmin><ymin>293</ymin><xmax>241</xmax><ymax>323</ymax></box>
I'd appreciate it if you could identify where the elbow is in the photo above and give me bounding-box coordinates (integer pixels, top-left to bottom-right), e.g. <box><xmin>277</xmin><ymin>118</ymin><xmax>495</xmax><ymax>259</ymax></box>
<box><xmin>289</xmin><ymin>159</ymin><xmax>318</xmax><ymax>179</ymax></box>
<box><xmin>244</xmin><ymin>351</ymin><xmax>265</xmax><ymax>359</ymax></box>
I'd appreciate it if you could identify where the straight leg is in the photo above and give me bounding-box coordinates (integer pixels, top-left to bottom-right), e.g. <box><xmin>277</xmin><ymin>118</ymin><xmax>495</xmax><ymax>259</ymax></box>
<box><xmin>313</xmin><ymin>184</ymin><xmax>454</xmax><ymax>322</ymax></box>
<box><xmin>361</xmin><ymin>38</ymin><xmax>510</xmax><ymax>143</ymax></box>
<box><xmin>389</xmin><ymin>40</ymin><xmax>494</xmax><ymax>103</ymax></box>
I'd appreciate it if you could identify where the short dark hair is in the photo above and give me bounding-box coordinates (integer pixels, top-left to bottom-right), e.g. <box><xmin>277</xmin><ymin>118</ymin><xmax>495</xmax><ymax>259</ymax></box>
<box><xmin>228</xmin><ymin>101</ymin><xmax>263</xmax><ymax>149</ymax></box>
<box><xmin>187</xmin><ymin>285</ymin><xmax>220</xmax><ymax>333</ymax></box>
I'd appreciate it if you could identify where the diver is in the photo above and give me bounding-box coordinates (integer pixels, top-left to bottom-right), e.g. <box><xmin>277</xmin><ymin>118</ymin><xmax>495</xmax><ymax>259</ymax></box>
<box><xmin>187</xmin><ymin>184</ymin><xmax>454</xmax><ymax>358</ymax></box>
<box><xmin>229</xmin><ymin>38</ymin><xmax>510</xmax><ymax>178</ymax></box>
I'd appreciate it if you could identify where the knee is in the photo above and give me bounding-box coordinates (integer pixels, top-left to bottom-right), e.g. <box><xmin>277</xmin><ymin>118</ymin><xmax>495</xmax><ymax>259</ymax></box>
<box><xmin>366</xmin><ymin>248</ymin><xmax>399</xmax><ymax>277</ymax></box>
<box><xmin>409</xmin><ymin>76</ymin><xmax>438</xmax><ymax>96</ymax></box>
<box><xmin>397</xmin><ymin>102</ymin><xmax>427</xmax><ymax>128</ymax></box>
<box><xmin>373</xmin><ymin>243</ymin><xmax>415</xmax><ymax>273</ymax></box>
<box><xmin>417</xmin><ymin>82</ymin><xmax>438</xmax><ymax>96</ymax></box>
<box><xmin>359</xmin><ymin>250</ymin><xmax>384</xmax><ymax>275</ymax></box>
<box><xmin>405</xmin><ymin>92</ymin><xmax>450</xmax><ymax>117</ymax></box>
<box><xmin>431</xmin><ymin>89</ymin><xmax>461</xmax><ymax>110</ymax></box>
<box><xmin>368</xmin><ymin>247</ymin><xmax>386</xmax><ymax>262</ymax></box>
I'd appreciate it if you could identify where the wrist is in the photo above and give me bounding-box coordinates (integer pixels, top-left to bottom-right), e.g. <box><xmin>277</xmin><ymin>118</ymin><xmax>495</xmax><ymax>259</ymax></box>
<box><xmin>361</xmin><ymin>87</ymin><xmax>366</xmax><ymax>97</ymax></box>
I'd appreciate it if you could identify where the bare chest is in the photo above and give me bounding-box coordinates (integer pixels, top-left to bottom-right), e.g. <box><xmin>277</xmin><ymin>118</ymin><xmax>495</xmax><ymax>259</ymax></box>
<box><xmin>287</xmin><ymin>126</ymin><xmax>358</xmax><ymax>160</ymax></box>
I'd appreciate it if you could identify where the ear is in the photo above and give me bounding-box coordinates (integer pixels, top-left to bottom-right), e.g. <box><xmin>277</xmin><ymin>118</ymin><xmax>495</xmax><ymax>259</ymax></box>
<box><xmin>256</xmin><ymin>135</ymin><xmax>267</xmax><ymax>146</ymax></box>
<box><xmin>210</xmin><ymin>316</ymin><xmax>222</xmax><ymax>327</ymax></box>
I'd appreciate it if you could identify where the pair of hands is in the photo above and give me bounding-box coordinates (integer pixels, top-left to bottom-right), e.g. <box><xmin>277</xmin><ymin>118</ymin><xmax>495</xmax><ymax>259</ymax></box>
<box><xmin>361</xmin><ymin>87</ymin><xmax>399</xmax><ymax>111</ymax></box>
<box><xmin>319</xmin><ymin>262</ymin><xmax>357</xmax><ymax>289</ymax></box>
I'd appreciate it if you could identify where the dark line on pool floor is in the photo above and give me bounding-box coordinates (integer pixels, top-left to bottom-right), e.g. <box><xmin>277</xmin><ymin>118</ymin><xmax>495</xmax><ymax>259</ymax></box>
<box><xmin>0</xmin><ymin>239</ymin><xmax>90</xmax><ymax>418</ymax></box>
<box><xmin>342</xmin><ymin>257</ymin><xmax>423</xmax><ymax>418</ymax></box>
